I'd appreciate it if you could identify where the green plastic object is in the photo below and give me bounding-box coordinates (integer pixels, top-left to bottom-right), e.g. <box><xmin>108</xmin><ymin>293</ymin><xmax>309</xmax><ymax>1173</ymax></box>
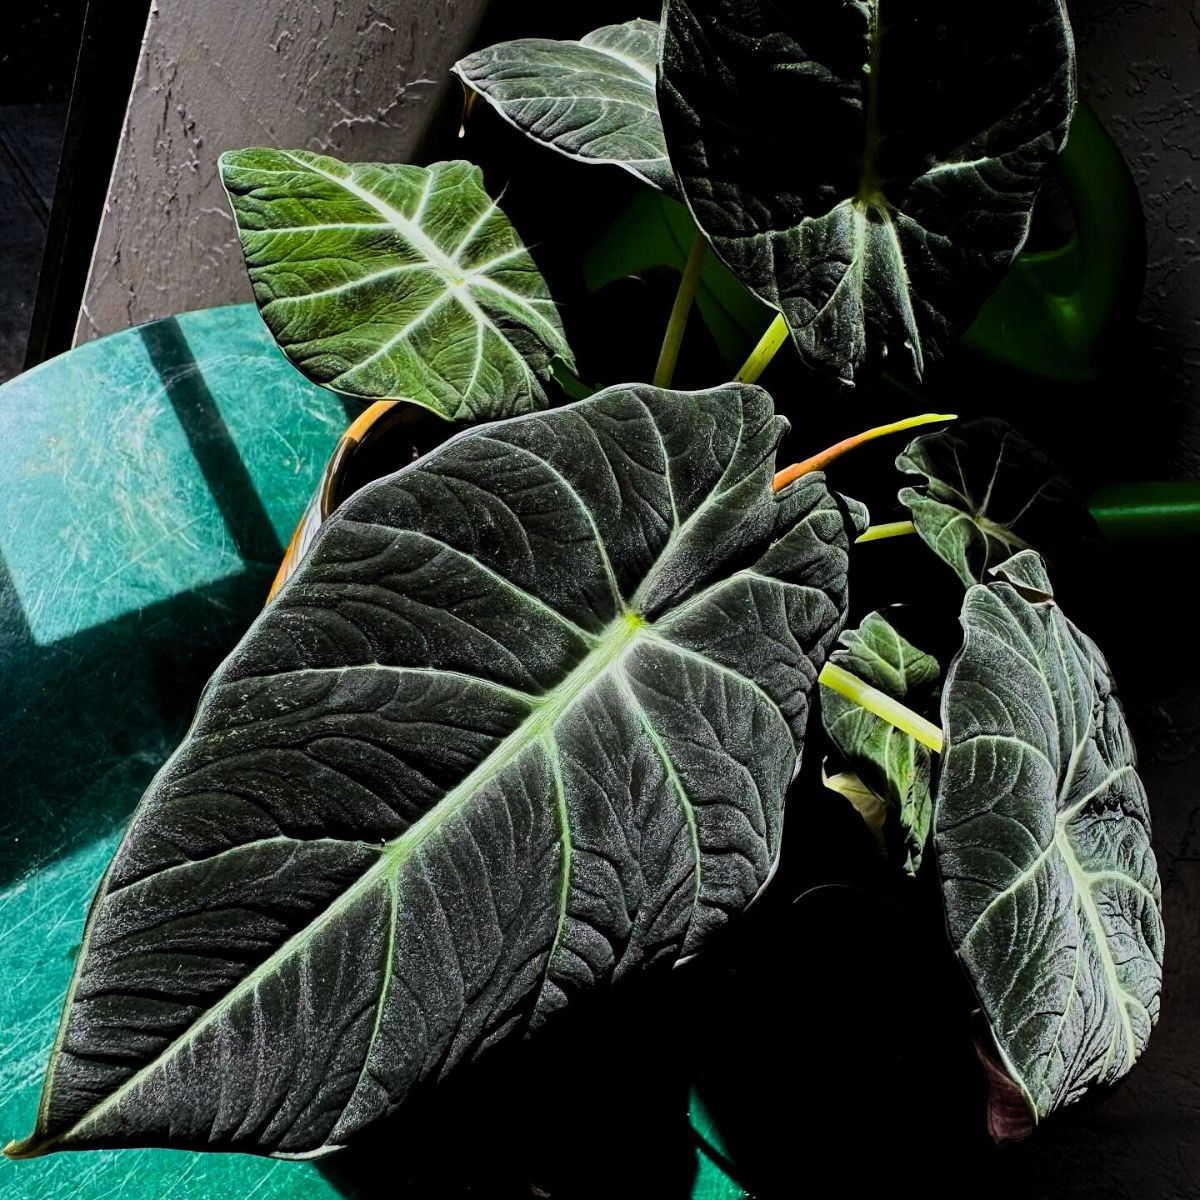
<box><xmin>1089</xmin><ymin>482</ymin><xmax>1200</xmax><ymax>541</ymax></box>
<box><xmin>961</xmin><ymin>102</ymin><xmax>1146</xmax><ymax>381</ymax></box>
<box><xmin>689</xmin><ymin>1091</ymin><xmax>749</xmax><ymax>1200</ymax></box>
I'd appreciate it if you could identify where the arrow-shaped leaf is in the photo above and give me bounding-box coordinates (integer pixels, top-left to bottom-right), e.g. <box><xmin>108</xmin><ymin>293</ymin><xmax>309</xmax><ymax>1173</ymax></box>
<box><xmin>658</xmin><ymin>1</ymin><xmax>1076</xmax><ymax>384</ymax></box>
<box><xmin>9</xmin><ymin>384</ymin><xmax>865</xmax><ymax>1160</ymax></box>
<box><xmin>936</xmin><ymin>550</ymin><xmax>1163</xmax><ymax>1129</ymax></box>
<box><xmin>220</xmin><ymin>152</ymin><xmax>574</xmax><ymax>421</ymax></box>
<box><xmin>454</xmin><ymin>20</ymin><xmax>679</xmax><ymax>198</ymax></box>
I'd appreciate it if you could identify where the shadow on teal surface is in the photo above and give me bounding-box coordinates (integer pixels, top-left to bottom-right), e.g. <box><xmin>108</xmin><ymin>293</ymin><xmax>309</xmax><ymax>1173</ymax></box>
<box><xmin>0</xmin><ymin>309</ymin><xmax>350</xmax><ymax>889</ymax></box>
<box><xmin>0</xmin><ymin>307</ymin><xmax>354</xmax><ymax>1200</ymax></box>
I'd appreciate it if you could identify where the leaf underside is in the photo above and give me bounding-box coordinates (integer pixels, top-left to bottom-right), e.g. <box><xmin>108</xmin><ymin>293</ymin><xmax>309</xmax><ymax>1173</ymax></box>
<box><xmin>220</xmin><ymin>151</ymin><xmax>574</xmax><ymax>422</ymax></box>
<box><xmin>936</xmin><ymin>550</ymin><xmax>1163</xmax><ymax>1124</ymax></box>
<box><xmin>13</xmin><ymin>385</ymin><xmax>865</xmax><ymax>1160</ymax></box>
<box><xmin>658</xmin><ymin>1</ymin><xmax>1076</xmax><ymax>384</ymax></box>
<box><xmin>453</xmin><ymin>19</ymin><xmax>679</xmax><ymax>199</ymax></box>
<box><xmin>821</xmin><ymin>610</ymin><xmax>939</xmax><ymax>874</ymax></box>
<box><xmin>897</xmin><ymin>417</ymin><xmax>1103</xmax><ymax>587</ymax></box>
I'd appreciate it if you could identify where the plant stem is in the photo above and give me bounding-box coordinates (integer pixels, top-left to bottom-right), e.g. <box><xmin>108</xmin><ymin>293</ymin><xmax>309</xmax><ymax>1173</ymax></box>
<box><xmin>819</xmin><ymin>662</ymin><xmax>944</xmax><ymax>753</ymax></box>
<box><xmin>654</xmin><ymin>235</ymin><xmax>708</xmax><ymax>388</ymax></box>
<box><xmin>856</xmin><ymin>520</ymin><xmax>916</xmax><ymax>543</ymax></box>
<box><xmin>735</xmin><ymin>312</ymin><xmax>789</xmax><ymax>384</ymax></box>
<box><xmin>773</xmin><ymin>411</ymin><xmax>956</xmax><ymax>491</ymax></box>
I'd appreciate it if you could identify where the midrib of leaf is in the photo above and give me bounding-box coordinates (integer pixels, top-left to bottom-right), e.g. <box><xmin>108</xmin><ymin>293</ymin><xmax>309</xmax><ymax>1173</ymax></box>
<box><xmin>1054</xmin><ymin>827</ymin><xmax>1137</xmax><ymax>1075</ymax></box>
<box><xmin>540</xmin><ymin>734</ymin><xmax>573</xmax><ymax>1000</ymax></box>
<box><xmin>1039</xmin><ymin>887</ymin><xmax>1084</xmax><ymax>1111</ymax></box>
<box><xmin>266</xmin><ymin>156</ymin><xmax>568</xmax><ymax>399</ymax></box>
<box><xmin>1046</xmin><ymin>615</ymin><xmax>1138</xmax><ymax>1075</ymax></box>
<box><xmin>280</xmin><ymin>152</ymin><xmax>459</xmax><ymax>281</ymax></box>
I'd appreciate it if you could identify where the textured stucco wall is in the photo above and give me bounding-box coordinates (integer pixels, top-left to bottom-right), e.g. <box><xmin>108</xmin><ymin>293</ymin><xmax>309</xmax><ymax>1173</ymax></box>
<box><xmin>1060</xmin><ymin>7</ymin><xmax>1200</xmax><ymax>1199</ymax></box>
<box><xmin>74</xmin><ymin>0</ymin><xmax>491</xmax><ymax>344</ymax></box>
<box><xmin>1073</xmin><ymin>0</ymin><xmax>1200</xmax><ymax>473</ymax></box>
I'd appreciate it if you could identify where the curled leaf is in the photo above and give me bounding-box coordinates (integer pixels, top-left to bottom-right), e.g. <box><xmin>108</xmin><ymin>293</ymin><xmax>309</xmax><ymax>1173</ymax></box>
<box><xmin>897</xmin><ymin>418</ymin><xmax>1103</xmax><ymax>587</ymax></box>
<box><xmin>821</xmin><ymin>762</ymin><xmax>889</xmax><ymax>857</ymax></box>
<box><xmin>821</xmin><ymin>611</ymin><xmax>939</xmax><ymax>873</ymax></box>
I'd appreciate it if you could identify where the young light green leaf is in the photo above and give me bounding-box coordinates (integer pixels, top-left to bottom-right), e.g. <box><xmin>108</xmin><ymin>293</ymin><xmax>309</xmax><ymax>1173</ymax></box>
<box><xmin>821</xmin><ymin>762</ymin><xmax>889</xmax><ymax>856</ymax></box>
<box><xmin>9</xmin><ymin>384</ymin><xmax>866</xmax><ymax>1160</ymax></box>
<box><xmin>219</xmin><ymin>151</ymin><xmax>574</xmax><ymax>421</ymax></box>
<box><xmin>821</xmin><ymin>611</ymin><xmax>939</xmax><ymax>873</ymax></box>
<box><xmin>897</xmin><ymin>417</ymin><xmax>1103</xmax><ymax>587</ymax></box>
<box><xmin>453</xmin><ymin>20</ymin><xmax>679</xmax><ymax>198</ymax></box>
<box><xmin>936</xmin><ymin>550</ymin><xmax>1163</xmax><ymax>1129</ymax></box>
<box><xmin>658</xmin><ymin>1</ymin><xmax>1076</xmax><ymax>384</ymax></box>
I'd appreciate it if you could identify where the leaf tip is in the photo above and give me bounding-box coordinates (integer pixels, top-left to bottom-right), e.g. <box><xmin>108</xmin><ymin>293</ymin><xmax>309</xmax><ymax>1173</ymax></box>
<box><xmin>3</xmin><ymin>1134</ymin><xmax>50</xmax><ymax>1162</ymax></box>
<box><xmin>972</xmin><ymin>1026</ymin><xmax>1036</xmax><ymax>1145</ymax></box>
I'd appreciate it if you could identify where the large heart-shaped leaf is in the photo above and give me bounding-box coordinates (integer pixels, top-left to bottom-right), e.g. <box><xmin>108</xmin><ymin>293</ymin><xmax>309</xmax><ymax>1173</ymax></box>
<box><xmin>658</xmin><ymin>1</ymin><xmax>1076</xmax><ymax>384</ymax></box>
<box><xmin>220</xmin><ymin>152</ymin><xmax>574</xmax><ymax>421</ymax></box>
<box><xmin>9</xmin><ymin>384</ymin><xmax>865</xmax><ymax>1160</ymax></box>
<box><xmin>936</xmin><ymin>550</ymin><xmax>1163</xmax><ymax>1129</ymax></box>
<box><xmin>821</xmin><ymin>610</ymin><xmax>939</xmax><ymax>874</ymax></box>
<box><xmin>897</xmin><ymin>417</ymin><xmax>1103</xmax><ymax>587</ymax></box>
<box><xmin>453</xmin><ymin>20</ymin><xmax>678</xmax><ymax>198</ymax></box>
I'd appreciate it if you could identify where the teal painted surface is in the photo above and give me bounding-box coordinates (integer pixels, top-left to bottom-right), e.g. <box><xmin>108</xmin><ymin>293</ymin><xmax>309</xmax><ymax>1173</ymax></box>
<box><xmin>0</xmin><ymin>305</ymin><xmax>742</xmax><ymax>1198</ymax></box>
<box><xmin>0</xmin><ymin>306</ymin><xmax>349</xmax><ymax>1199</ymax></box>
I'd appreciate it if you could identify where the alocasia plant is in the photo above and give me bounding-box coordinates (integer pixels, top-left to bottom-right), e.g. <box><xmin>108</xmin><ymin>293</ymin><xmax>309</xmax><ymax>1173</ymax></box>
<box><xmin>10</xmin><ymin>0</ymin><xmax>1164</xmax><ymax>1178</ymax></box>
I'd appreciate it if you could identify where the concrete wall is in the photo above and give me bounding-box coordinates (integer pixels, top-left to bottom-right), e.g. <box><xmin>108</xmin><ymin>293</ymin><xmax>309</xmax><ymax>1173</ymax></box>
<box><xmin>74</xmin><ymin>0</ymin><xmax>491</xmax><ymax>344</ymax></box>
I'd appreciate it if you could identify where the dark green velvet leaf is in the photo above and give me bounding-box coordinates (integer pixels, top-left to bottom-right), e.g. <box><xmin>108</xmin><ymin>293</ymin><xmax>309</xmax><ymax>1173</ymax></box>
<box><xmin>897</xmin><ymin>417</ymin><xmax>1103</xmax><ymax>587</ymax></box>
<box><xmin>453</xmin><ymin>20</ymin><xmax>679</xmax><ymax>198</ymax></box>
<box><xmin>936</xmin><ymin>550</ymin><xmax>1163</xmax><ymax>1126</ymax></box>
<box><xmin>658</xmin><ymin>1</ymin><xmax>1076</xmax><ymax>384</ymax></box>
<box><xmin>220</xmin><ymin>152</ymin><xmax>573</xmax><ymax>421</ymax></box>
<box><xmin>821</xmin><ymin>610</ymin><xmax>939</xmax><ymax>873</ymax></box>
<box><xmin>11</xmin><ymin>384</ymin><xmax>865</xmax><ymax>1160</ymax></box>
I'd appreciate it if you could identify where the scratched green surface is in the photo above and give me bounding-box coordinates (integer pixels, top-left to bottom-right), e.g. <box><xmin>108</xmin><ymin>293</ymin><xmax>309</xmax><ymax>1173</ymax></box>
<box><xmin>0</xmin><ymin>306</ymin><xmax>350</xmax><ymax>1199</ymax></box>
<box><xmin>0</xmin><ymin>307</ymin><xmax>747</xmax><ymax>1199</ymax></box>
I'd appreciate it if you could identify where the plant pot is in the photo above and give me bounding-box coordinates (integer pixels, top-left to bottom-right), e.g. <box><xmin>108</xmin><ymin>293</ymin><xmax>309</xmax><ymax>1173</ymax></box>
<box><xmin>268</xmin><ymin>399</ymin><xmax>456</xmax><ymax>601</ymax></box>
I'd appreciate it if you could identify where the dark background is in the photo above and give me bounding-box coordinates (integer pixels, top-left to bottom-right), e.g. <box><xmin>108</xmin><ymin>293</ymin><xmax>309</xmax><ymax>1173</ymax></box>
<box><xmin>1</xmin><ymin>2</ymin><xmax>1196</xmax><ymax>1197</ymax></box>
